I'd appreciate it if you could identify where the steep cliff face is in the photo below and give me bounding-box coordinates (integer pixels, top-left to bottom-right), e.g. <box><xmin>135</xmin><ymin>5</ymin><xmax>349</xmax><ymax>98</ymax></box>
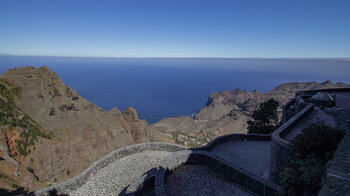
<box><xmin>152</xmin><ymin>81</ymin><xmax>349</xmax><ymax>147</ymax></box>
<box><xmin>0</xmin><ymin>66</ymin><xmax>173</xmax><ymax>192</ymax></box>
<box><xmin>194</xmin><ymin>89</ymin><xmax>256</xmax><ymax>120</ymax></box>
<box><xmin>195</xmin><ymin>81</ymin><xmax>349</xmax><ymax>121</ymax></box>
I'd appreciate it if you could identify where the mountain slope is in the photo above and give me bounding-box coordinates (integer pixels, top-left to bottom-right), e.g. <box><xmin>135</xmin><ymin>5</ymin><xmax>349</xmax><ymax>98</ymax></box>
<box><xmin>0</xmin><ymin>66</ymin><xmax>173</xmax><ymax>192</ymax></box>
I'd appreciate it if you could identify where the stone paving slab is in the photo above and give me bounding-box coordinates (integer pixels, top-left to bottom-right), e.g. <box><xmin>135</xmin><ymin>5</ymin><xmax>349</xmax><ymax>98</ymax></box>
<box><xmin>165</xmin><ymin>164</ymin><xmax>253</xmax><ymax>196</ymax></box>
<box><xmin>209</xmin><ymin>140</ymin><xmax>271</xmax><ymax>178</ymax></box>
<box><xmin>70</xmin><ymin>151</ymin><xmax>172</xmax><ymax>196</ymax></box>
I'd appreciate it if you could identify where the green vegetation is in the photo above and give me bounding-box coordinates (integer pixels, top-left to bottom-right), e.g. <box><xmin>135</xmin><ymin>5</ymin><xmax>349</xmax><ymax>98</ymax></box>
<box><xmin>281</xmin><ymin>123</ymin><xmax>345</xmax><ymax>195</ymax></box>
<box><xmin>171</xmin><ymin>130</ymin><xmax>215</xmax><ymax>147</ymax></box>
<box><xmin>247</xmin><ymin>98</ymin><xmax>280</xmax><ymax>134</ymax></box>
<box><xmin>0</xmin><ymin>79</ymin><xmax>53</xmax><ymax>157</ymax></box>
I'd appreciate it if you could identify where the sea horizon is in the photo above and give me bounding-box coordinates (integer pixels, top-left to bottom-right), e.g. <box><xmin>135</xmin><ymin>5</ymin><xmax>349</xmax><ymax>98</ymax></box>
<box><xmin>1</xmin><ymin>55</ymin><xmax>350</xmax><ymax>123</ymax></box>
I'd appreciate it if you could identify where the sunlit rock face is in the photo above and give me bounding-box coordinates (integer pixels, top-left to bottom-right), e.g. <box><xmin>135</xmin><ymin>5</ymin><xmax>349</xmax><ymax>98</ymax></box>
<box><xmin>0</xmin><ymin>66</ymin><xmax>173</xmax><ymax>191</ymax></box>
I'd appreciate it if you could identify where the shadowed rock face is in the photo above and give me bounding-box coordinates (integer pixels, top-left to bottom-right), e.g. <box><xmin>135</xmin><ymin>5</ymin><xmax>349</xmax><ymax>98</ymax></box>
<box><xmin>0</xmin><ymin>66</ymin><xmax>173</xmax><ymax>191</ymax></box>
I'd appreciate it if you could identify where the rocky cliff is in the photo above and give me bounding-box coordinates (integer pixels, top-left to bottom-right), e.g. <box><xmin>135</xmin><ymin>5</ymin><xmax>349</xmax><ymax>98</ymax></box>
<box><xmin>0</xmin><ymin>66</ymin><xmax>173</xmax><ymax>193</ymax></box>
<box><xmin>0</xmin><ymin>66</ymin><xmax>348</xmax><ymax>193</ymax></box>
<box><xmin>151</xmin><ymin>80</ymin><xmax>349</xmax><ymax>146</ymax></box>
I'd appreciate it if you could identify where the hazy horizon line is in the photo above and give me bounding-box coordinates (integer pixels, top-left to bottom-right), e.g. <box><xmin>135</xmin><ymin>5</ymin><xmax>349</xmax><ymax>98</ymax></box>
<box><xmin>1</xmin><ymin>54</ymin><xmax>350</xmax><ymax>60</ymax></box>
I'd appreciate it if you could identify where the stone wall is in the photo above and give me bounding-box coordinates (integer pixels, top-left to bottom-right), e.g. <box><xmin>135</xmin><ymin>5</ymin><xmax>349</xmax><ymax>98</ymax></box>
<box><xmin>269</xmin><ymin>103</ymin><xmax>314</xmax><ymax>184</ymax></box>
<box><xmin>33</xmin><ymin>142</ymin><xmax>186</xmax><ymax>196</ymax></box>
<box><xmin>296</xmin><ymin>88</ymin><xmax>350</xmax><ymax>96</ymax></box>
<box><xmin>155</xmin><ymin>150</ymin><xmax>281</xmax><ymax>196</ymax></box>
<box><xmin>193</xmin><ymin>133</ymin><xmax>271</xmax><ymax>151</ymax></box>
<box><xmin>282</xmin><ymin>98</ymin><xmax>296</xmax><ymax>124</ymax></box>
<box><xmin>124</xmin><ymin>133</ymin><xmax>273</xmax><ymax>195</ymax></box>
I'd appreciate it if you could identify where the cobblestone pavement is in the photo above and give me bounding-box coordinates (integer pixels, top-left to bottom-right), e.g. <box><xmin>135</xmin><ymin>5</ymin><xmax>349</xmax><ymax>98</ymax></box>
<box><xmin>210</xmin><ymin>140</ymin><xmax>271</xmax><ymax>178</ymax></box>
<box><xmin>70</xmin><ymin>151</ymin><xmax>172</xmax><ymax>196</ymax></box>
<box><xmin>165</xmin><ymin>164</ymin><xmax>252</xmax><ymax>196</ymax></box>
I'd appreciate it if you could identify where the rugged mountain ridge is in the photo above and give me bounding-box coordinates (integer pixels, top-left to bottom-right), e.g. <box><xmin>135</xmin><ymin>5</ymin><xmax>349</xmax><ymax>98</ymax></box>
<box><xmin>0</xmin><ymin>66</ymin><xmax>348</xmax><ymax>193</ymax></box>
<box><xmin>195</xmin><ymin>80</ymin><xmax>348</xmax><ymax>120</ymax></box>
<box><xmin>151</xmin><ymin>80</ymin><xmax>349</xmax><ymax>146</ymax></box>
<box><xmin>0</xmin><ymin>66</ymin><xmax>173</xmax><ymax>192</ymax></box>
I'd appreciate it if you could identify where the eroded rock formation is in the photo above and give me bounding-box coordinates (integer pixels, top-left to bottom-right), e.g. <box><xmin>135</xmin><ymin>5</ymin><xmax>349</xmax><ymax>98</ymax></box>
<box><xmin>0</xmin><ymin>66</ymin><xmax>173</xmax><ymax>192</ymax></box>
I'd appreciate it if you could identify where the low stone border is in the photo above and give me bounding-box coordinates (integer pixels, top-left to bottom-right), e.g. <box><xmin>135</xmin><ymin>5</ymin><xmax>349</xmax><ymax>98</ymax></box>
<box><xmin>269</xmin><ymin>103</ymin><xmax>314</xmax><ymax>184</ymax></box>
<box><xmin>282</xmin><ymin>98</ymin><xmax>296</xmax><ymax>124</ymax></box>
<box><xmin>296</xmin><ymin>88</ymin><xmax>350</xmax><ymax>96</ymax></box>
<box><xmin>272</xmin><ymin>103</ymin><xmax>314</xmax><ymax>146</ymax></box>
<box><xmin>193</xmin><ymin>133</ymin><xmax>271</xmax><ymax>151</ymax></box>
<box><xmin>155</xmin><ymin>150</ymin><xmax>281</xmax><ymax>196</ymax></box>
<box><xmin>32</xmin><ymin>142</ymin><xmax>186</xmax><ymax>196</ymax></box>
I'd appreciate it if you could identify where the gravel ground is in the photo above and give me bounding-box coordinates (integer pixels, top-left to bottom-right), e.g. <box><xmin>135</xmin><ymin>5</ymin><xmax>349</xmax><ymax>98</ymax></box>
<box><xmin>210</xmin><ymin>140</ymin><xmax>271</xmax><ymax>178</ymax></box>
<box><xmin>165</xmin><ymin>164</ymin><xmax>252</xmax><ymax>196</ymax></box>
<box><xmin>70</xmin><ymin>151</ymin><xmax>172</xmax><ymax>196</ymax></box>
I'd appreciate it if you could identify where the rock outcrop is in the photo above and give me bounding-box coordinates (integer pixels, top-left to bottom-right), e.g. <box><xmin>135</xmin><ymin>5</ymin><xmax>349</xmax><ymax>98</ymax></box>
<box><xmin>0</xmin><ymin>65</ymin><xmax>348</xmax><ymax>193</ymax></box>
<box><xmin>195</xmin><ymin>81</ymin><xmax>349</xmax><ymax>121</ymax></box>
<box><xmin>151</xmin><ymin>81</ymin><xmax>349</xmax><ymax>146</ymax></box>
<box><xmin>0</xmin><ymin>66</ymin><xmax>173</xmax><ymax>192</ymax></box>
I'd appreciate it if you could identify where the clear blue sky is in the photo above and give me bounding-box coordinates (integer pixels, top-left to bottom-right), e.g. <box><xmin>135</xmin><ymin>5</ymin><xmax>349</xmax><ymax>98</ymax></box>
<box><xmin>0</xmin><ymin>0</ymin><xmax>349</xmax><ymax>58</ymax></box>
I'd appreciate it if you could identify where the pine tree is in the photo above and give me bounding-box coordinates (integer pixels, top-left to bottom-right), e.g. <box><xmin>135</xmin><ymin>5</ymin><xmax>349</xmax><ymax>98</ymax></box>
<box><xmin>247</xmin><ymin>98</ymin><xmax>279</xmax><ymax>134</ymax></box>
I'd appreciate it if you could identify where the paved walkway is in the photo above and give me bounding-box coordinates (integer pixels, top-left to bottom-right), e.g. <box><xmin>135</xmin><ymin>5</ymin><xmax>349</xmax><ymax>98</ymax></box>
<box><xmin>165</xmin><ymin>165</ymin><xmax>252</xmax><ymax>196</ymax></box>
<box><xmin>70</xmin><ymin>151</ymin><xmax>172</xmax><ymax>196</ymax></box>
<box><xmin>210</xmin><ymin>140</ymin><xmax>271</xmax><ymax>178</ymax></box>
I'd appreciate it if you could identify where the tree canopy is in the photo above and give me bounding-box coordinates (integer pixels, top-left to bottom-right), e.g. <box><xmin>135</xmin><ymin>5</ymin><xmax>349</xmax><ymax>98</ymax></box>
<box><xmin>247</xmin><ymin>98</ymin><xmax>279</xmax><ymax>134</ymax></box>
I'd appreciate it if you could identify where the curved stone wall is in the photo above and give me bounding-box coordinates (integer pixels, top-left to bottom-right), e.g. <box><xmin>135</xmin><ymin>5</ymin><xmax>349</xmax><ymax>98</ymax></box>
<box><xmin>193</xmin><ymin>133</ymin><xmax>271</xmax><ymax>151</ymax></box>
<box><xmin>33</xmin><ymin>142</ymin><xmax>186</xmax><ymax>196</ymax></box>
<box><xmin>123</xmin><ymin>133</ymin><xmax>272</xmax><ymax>195</ymax></box>
<box><xmin>269</xmin><ymin>103</ymin><xmax>314</xmax><ymax>184</ymax></box>
<box><xmin>155</xmin><ymin>150</ymin><xmax>280</xmax><ymax>196</ymax></box>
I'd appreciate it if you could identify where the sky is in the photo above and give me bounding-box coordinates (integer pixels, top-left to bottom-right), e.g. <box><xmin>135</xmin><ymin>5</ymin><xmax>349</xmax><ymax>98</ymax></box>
<box><xmin>0</xmin><ymin>0</ymin><xmax>349</xmax><ymax>58</ymax></box>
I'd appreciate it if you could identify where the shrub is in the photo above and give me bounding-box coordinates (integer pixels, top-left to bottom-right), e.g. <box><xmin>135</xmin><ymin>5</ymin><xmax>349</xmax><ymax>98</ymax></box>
<box><xmin>281</xmin><ymin>123</ymin><xmax>345</xmax><ymax>195</ymax></box>
<box><xmin>0</xmin><ymin>80</ymin><xmax>53</xmax><ymax>156</ymax></box>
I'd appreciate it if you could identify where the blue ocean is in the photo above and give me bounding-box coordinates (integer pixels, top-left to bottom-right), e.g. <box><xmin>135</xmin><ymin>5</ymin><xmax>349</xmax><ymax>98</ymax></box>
<box><xmin>1</xmin><ymin>56</ymin><xmax>349</xmax><ymax>123</ymax></box>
